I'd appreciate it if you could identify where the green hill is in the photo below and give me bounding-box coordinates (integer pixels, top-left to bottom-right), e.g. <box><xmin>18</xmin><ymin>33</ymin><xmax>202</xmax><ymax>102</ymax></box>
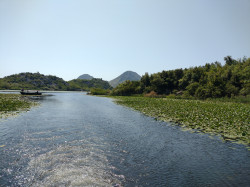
<box><xmin>109</xmin><ymin>71</ymin><xmax>141</xmax><ymax>88</ymax></box>
<box><xmin>0</xmin><ymin>72</ymin><xmax>112</xmax><ymax>91</ymax></box>
<box><xmin>67</xmin><ymin>78</ymin><xmax>112</xmax><ymax>91</ymax></box>
<box><xmin>0</xmin><ymin>72</ymin><xmax>68</xmax><ymax>90</ymax></box>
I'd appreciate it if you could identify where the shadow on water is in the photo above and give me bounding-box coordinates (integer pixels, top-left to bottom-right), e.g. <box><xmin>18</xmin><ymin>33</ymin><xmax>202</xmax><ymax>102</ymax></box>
<box><xmin>0</xmin><ymin>92</ymin><xmax>249</xmax><ymax>186</ymax></box>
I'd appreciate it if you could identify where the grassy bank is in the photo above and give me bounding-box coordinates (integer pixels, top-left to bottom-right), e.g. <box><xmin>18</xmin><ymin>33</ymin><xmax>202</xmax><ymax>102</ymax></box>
<box><xmin>112</xmin><ymin>96</ymin><xmax>250</xmax><ymax>145</ymax></box>
<box><xmin>0</xmin><ymin>94</ymin><xmax>37</xmax><ymax>118</ymax></box>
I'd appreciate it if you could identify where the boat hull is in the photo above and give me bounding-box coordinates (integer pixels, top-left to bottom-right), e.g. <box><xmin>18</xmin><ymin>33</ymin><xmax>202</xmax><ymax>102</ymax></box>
<box><xmin>20</xmin><ymin>91</ymin><xmax>42</xmax><ymax>95</ymax></box>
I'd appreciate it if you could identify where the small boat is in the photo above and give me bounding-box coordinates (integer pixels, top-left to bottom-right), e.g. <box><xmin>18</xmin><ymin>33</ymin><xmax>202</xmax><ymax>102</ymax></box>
<box><xmin>20</xmin><ymin>91</ymin><xmax>42</xmax><ymax>95</ymax></box>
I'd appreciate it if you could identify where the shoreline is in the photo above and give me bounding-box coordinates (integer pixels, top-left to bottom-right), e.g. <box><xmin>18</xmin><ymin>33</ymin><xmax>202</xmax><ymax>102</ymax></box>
<box><xmin>111</xmin><ymin>96</ymin><xmax>250</xmax><ymax>146</ymax></box>
<box><xmin>0</xmin><ymin>90</ymin><xmax>87</xmax><ymax>93</ymax></box>
<box><xmin>0</xmin><ymin>93</ymin><xmax>39</xmax><ymax>119</ymax></box>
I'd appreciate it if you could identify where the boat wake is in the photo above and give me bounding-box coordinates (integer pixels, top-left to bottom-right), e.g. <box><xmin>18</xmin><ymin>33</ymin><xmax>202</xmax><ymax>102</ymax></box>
<box><xmin>16</xmin><ymin>142</ymin><xmax>124</xmax><ymax>186</ymax></box>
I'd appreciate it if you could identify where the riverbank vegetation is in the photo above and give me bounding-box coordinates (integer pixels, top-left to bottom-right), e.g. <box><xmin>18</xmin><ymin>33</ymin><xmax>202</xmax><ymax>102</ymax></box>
<box><xmin>0</xmin><ymin>94</ymin><xmax>37</xmax><ymax>118</ymax></box>
<box><xmin>89</xmin><ymin>88</ymin><xmax>111</xmax><ymax>95</ymax></box>
<box><xmin>113</xmin><ymin>96</ymin><xmax>249</xmax><ymax>145</ymax></box>
<box><xmin>111</xmin><ymin>56</ymin><xmax>250</xmax><ymax>99</ymax></box>
<box><xmin>109</xmin><ymin>56</ymin><xmax>250</xmax><ymax>145</ymax></box>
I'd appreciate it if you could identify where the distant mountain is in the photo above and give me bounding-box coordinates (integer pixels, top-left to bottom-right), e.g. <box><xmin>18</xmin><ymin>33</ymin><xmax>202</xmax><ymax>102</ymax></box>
<box><xmin>77</xmin><ymin>74</ymin><xmax>94</xmax><ymax>80</ymax></box>
<box><xmin>109</xmin><ymin>71</ymin><xmax>141</xmax><ymax>88</ymax></box>
<box><xmin>68</xmin><ymin>78</ymin><xmax>112</xmax><ymax>91</ymax></box>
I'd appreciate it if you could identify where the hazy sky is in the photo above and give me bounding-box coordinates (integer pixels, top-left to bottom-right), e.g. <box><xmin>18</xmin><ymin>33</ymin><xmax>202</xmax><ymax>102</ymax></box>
<box><xmin>0</xmin><ymin>0</ymin><xmax>249</xmax><ymax>81</ymax></box>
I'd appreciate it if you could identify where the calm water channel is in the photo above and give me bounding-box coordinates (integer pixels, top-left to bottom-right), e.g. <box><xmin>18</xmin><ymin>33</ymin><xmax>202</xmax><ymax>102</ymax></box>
<box><xmin>0</xmin><ymin>92</ymin><xmax>249</xmax><ymax>186</ymax></box>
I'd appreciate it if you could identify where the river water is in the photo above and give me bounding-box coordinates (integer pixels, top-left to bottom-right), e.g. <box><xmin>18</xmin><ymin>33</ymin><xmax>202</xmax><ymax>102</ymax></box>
<box><xmin>0</xmin><ymin>92</ymin><xmax>249</xmax><ymax>186</ymax></box>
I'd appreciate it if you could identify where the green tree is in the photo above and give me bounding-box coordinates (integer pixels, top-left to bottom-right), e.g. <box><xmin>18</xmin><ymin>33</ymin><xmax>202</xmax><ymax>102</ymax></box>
<box><xmin>111</xmin><ymin>81</ymin><xmax>140</xmax><ymax>96</ymax></box>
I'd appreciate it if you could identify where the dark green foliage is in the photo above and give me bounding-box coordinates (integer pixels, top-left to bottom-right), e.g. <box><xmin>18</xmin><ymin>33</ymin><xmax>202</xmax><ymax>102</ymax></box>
<box><xmin>111</xmin><ymin>56</ymin><xmax>250</xmax><ymax>99</ymax></box>
<box><xmin>0</xmin><ymin>73</ymin><xmax>112</xmax><ymax>91</ymax></box>
<box><xmin>67</xmin><ymin>78</ymin><xmax>112</xmax><ymax>91</ymax></box>
<box><xmin>0</xmin><ymin>72</ymin><xmax>68</xmax><ymax>90</ymax></box>
<box><xmin>141</xmin><ymin>72</ymin><xmax>150</xmax><ymax>87</ymax></box>
<box><xmin>111</xmin><ymin>80</ymin><xmax>141</xmax><ymax>96</ymax></box>
<box><xmin>186</xmin><ymin>82</ymin><xmax>200</xmax><ymax>96</ymax></box>
<box><xmin>90</xmin><ymin>88</ymin><xmax>110</xmax><ymax>95</ymax></box>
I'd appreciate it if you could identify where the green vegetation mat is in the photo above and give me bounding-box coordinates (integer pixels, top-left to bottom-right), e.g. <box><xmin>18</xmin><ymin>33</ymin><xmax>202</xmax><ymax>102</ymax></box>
<box><xmin>0</xmin><ymin>94</ymin><xmax>37</xmax><ymax>118</ymax></box>
<box><xmin>113</xmin><ymin>96</ymin><xmax>250</xmax><ymax>145</ymax></box>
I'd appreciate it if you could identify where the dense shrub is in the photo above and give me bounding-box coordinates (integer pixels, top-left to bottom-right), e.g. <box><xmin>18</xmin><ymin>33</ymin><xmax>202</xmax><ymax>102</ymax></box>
<box><xmin>90</xmin><ymin>88</ymin><xmax>110</xmax><ymax>95</ymax></box>
<box><xmin>111</xmin><ymin>81</ymin><xmax>140</xmax><ymax>96</ymax></box>
<box><xmin>111</xmin><ymin>56</ymin><xmax>250</xmax><ymax>99</ymax></box>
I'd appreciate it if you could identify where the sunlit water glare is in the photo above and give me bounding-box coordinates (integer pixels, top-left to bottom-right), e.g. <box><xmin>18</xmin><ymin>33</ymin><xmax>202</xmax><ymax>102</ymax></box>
<box><xmin>0</xmin><ymin>92</ymin><xmax>249</xmax><ymax>186</ymax></box>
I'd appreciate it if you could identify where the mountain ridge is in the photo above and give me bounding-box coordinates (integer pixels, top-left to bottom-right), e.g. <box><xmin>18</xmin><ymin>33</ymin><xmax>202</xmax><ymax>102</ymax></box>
<box><xmin>109</xmin><ymin>71</ymin><xmax>141</xmax><ymax>88</ymax></box>
<box><xmin>77</xmin><ymin>74</ymin><xmax>94</xmax><ymax>80</ymax></box>
<box><xmin>0</xmin><ymin>72</ymin><xmax>111</xmax><ymax>91</ymax></box>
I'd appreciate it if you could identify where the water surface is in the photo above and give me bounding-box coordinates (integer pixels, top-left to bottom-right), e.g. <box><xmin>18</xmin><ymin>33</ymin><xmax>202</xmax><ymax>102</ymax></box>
<box><xmin>0</xmin><ymin>92</ymin><xmax>249</xmax><ymax>186</ymax></box>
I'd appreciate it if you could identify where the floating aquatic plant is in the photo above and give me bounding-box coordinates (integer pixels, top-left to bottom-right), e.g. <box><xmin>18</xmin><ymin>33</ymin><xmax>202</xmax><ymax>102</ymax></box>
<box><xmin>113</xmin><ymin>96</ymin><xmax>250</xmax><ymax>145</ymax></box>
<box><xmin>0</xmin><ymin>94</ymin><xmax>37</xmax><ymax>118</ymax></box>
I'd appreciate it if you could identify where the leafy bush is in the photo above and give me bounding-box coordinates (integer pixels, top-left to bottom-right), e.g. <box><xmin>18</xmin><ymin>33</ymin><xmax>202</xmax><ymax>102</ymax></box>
<box><xmin>90</xmin><ymin>88</ymin><xmax>110</xmax><ymax>95</ymax></box>
<box><xmin>111</xmin><ymin>81</ymin><xmax>140</xmax><ymax>96</ymax></box>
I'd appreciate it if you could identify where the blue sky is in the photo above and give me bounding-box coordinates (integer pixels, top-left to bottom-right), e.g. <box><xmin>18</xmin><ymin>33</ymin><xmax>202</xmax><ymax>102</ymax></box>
<box><xmin>0</xmin><ymin>0</ymin><xmax>249</xmax><ymax>81</ymax></box>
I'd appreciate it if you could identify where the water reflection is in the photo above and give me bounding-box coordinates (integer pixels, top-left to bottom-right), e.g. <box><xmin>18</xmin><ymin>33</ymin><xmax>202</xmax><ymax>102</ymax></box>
<box><xmin>0</xmin><ymin>92</ymin><xmax>249</xmax><ymax>186</ymax></box>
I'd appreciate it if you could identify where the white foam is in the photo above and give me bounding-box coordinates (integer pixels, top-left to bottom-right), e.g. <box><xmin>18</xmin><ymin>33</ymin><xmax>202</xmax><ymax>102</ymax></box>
<box><xmin>24</xmin><ymin>143</ymin><xmax>123</xmax><ymax>186</ymax></box>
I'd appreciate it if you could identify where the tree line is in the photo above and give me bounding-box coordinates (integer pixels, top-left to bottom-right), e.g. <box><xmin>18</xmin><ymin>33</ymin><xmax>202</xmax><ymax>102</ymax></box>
<box><xmin>111</xmin><ymin>56</ymin><xmax>250</xmax><ymax>99</ymax></box>
<box><xmin>0</xmin><ymin>72</ymin><xmax>112</xmax><ymax>91</ymax></box>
